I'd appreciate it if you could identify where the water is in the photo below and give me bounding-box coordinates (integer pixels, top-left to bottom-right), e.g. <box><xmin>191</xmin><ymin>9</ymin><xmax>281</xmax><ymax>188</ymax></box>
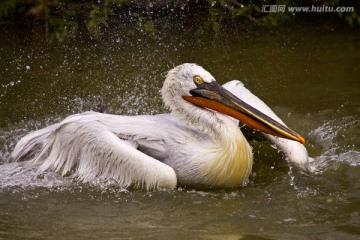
<box><xmin>1</xmin><ymin>24</ymin><xmax>360</xmax><ymax>239</ymax></box>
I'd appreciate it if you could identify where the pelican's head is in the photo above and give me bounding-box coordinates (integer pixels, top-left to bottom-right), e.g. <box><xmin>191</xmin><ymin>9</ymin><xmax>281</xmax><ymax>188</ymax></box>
<box><xmin>162</xmin><ymin>63</ymin><xmax>305</xmax><ymax>144</ymax></box>
<box><xmin>162</xmin><ymin>63</ymin><xmax>215</xmax><ymax>102</ymax></box>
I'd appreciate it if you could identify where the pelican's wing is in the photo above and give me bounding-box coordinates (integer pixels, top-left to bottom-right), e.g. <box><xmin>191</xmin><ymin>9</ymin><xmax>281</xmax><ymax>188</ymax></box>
<box><xmin>223</xmin><ymin>80</ymin><xmax>311</xmax><ymax>172</ymax></box>
<box><xmin>11</xmin><ymin>112</ymin><xmax>177</xmax><ymax>190</ymax></box>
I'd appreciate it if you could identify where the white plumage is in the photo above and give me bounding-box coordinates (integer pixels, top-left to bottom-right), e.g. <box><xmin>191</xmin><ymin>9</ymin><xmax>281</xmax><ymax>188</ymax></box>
<box><xmin>10</xmin><ymin>63</ymin><xmax>310</xmax><ymax>190</ymax></box>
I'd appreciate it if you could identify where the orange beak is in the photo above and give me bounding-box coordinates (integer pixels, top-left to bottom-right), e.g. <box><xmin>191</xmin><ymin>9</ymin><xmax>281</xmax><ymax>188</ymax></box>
<box><xmin>182</xmin><ymin>81</ymin><xmax>305</xmax><ymax>144</ymax></box>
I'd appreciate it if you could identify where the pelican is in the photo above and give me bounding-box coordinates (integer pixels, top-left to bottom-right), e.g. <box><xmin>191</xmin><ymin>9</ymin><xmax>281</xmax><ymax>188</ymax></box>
<box><xmin>10</xmin><ymin>63</ymin><xmax>310</xmax><ymax>190</ymax></box>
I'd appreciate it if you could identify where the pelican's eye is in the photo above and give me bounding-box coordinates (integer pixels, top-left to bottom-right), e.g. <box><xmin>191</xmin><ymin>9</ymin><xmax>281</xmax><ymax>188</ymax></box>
<box><xmin>193</xmin><ymin>76</ymin><xmax>204</xmax><ymax>85</ymax></box>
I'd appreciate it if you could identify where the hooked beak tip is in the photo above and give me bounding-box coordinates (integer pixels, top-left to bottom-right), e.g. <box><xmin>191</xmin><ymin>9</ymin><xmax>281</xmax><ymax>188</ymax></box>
<box><xmin>298</xmin><ymin>135</ymin><xmax>305</xmax><ymax>145</ymax></box>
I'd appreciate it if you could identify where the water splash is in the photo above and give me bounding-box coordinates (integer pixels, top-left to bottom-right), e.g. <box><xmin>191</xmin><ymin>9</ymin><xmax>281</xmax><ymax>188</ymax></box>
<box><xmin>0</xmin><ymin>161</ymin><xmax>73</xmax><ymax>190</ymax></box>
<box><xmin>0</xmin><ymin>128</ymin><xmax>27</xmax><ymax>164</ymax></box>
<box><xmin>309</xmin><ymin>116</ymin><xmax>360</xmax><ymax>171</ymax></box>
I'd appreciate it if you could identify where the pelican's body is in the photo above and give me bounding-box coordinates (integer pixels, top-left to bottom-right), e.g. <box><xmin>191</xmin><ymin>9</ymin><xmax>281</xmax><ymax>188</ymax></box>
<box><xmin>10</xmin><ymin>64</ymin><xmax>310</xmax><ymax>190</ymax></box>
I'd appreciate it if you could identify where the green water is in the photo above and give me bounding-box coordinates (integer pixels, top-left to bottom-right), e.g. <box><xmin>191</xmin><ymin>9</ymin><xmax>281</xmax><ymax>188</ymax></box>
<box><xmin>0</xmin><ymin>24</ymin><xmax>360</xmax><ymax>239</ymax></box>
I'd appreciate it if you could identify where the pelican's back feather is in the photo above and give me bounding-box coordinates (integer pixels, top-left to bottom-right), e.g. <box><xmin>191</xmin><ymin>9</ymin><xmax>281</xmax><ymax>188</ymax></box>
<box><xmin>11</xmin><ymin>112</ymin><xmax>177</xmax><ymax>190</ymax></box>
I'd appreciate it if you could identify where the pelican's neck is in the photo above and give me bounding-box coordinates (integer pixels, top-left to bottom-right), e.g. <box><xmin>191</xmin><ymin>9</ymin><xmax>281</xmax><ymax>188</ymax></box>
<box><xmin>199</xmin><ymin>113</ymin><xmax>253</xmax><ymax>187</ymax></box>
<box><xmin>168</xmin><ymin>97</ymin><xmax>229</xmax><ymax>141</ymax></box>
<box><xmin>173</xmin><ymin>101</ymin><xmax>254</xmax><ymax>187</ymax></box>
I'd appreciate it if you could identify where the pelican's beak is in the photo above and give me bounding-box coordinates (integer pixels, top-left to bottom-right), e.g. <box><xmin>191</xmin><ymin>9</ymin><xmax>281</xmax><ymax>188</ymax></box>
<box><xmin>182</xmin><ymin>81</ymin><xmax>305</xmax><ymax>144</ymax></box>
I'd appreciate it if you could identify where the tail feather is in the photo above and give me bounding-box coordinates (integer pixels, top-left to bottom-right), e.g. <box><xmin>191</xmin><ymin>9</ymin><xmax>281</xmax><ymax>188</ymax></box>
<box><xmin>11</xmin><ymin>124</ymin><xmax>58</xmax><ymax>163</ymax></box>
